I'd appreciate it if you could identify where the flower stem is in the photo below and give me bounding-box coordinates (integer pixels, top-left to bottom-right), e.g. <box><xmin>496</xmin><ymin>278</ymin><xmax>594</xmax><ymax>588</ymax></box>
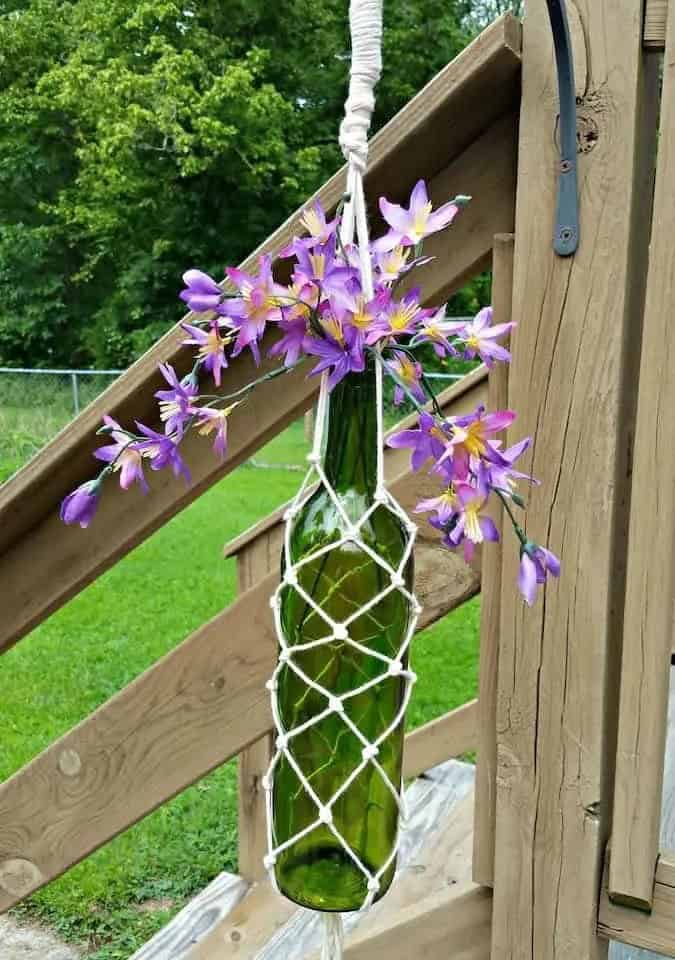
<box><xmin>494</xmin><ymin>487</ymin><xmax>527</xmax><ymax>546</ymax></box>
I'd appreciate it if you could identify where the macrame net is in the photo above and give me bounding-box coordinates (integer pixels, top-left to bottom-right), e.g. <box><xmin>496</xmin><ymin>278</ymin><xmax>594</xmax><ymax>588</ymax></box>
<box><xmin>262</xmin><ymin>1</ymin><xmax>422</xmax><ymax>954</ymax></box>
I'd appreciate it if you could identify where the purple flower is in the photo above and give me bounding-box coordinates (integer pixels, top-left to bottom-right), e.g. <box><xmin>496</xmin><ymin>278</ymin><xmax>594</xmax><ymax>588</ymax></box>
<box><xmin>387</xmin><ymin>411</ymin><xmax>450</xmax><ymax>471</ymax></box>
<box><xmin>366</xmin><ymin>288</ymin><xmax>430</xmax><ymax>344</ymax></box>
<box><xmin>414</xmin><ymin>484</ymin><xmax>458</xmax><ymax>524</ymax></box>
<box><xmin>196</xmin><ymin>406</ymin><xmax>234</xmax><ymax>460</ymax></box>
<box><xmin>268</xmin><ymin>316</ymin><xmax>307</xmax><ymax>367</ymax></box>
<box><xmin>441</xmin><ymin>477</ymin><xmax>499</xmax><ymax>564</ymax></box>
<box><xmin>180</xmin><ymin>269</ymin><xmax>224</xmax><ymax>314</ymax></box>
<box><xmin>386</xmin><ymin>350</ymin><xmax>426</xmax><ymax>406</ymax></box>
<box><xmin>135</xmin><ymin>423</ymin><xmax>191</xmax><ymax>484</ymax></box>
<box><xmin>155</xmin><ymin>363</ymin><xmax>198</xmax><ymax>437</ymax></box>
<box><xmin>487</xmin><ymin>437</ymin><xmax>535</xmax><ymax>494</ymax></box>
<box><xmin>373</xmin><ymin>180</ymin><xmax>464</xmax><ymax>253</ymax></box>
<box><xmin>518</xmin><ymin>543</ymin><xmax>561</xmax><ymax>606</ymax></box>
<box><xmin>94</xmin><ymin>416</ymin><xmax>148</xmax><ymax>493</ymax></box>
<box><xmin>299</xmin><ymin>199</ymin><xmax>339</xmax><ymax>247</ymax></box>
<box><xmin>182</xmin><ymin>318</ymin><xmax>229</xmax><ymax>387</ymax></box>
<box><xmin>438</xmin><ymin>405</ymin><xmax>516</xmax><ymax>480</ymax></box>
<box><xmin>454</xmin><ymin>306</ymin><xmax>515</xmax><ymax>367</ymax></box>
<box><xmin>410</xmin><ymin>306</ymin><xmax>466</xmax><ymax>358</ymax></box>
<box><xmin>222</xmin><ymin>255</ymin><xmax>286</xmax><ymax>364</ymax></box>
<box><xmin>304</xmin><ymin>322</ymin><xmax>365</xmax><ymax>391</ymax></box>
<box><xmin>60</xmin><ymin>479</ymin><xmax>102</xmax><ymax>528</ymax></box>
<box><xmin>291</xmin><ymin>236</ymin><xmax>355</xmax><ymax>302</ymax></box>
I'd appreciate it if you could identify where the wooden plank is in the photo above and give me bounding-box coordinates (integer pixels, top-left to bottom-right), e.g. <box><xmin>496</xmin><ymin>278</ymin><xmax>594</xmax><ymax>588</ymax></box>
<box><xmin>235</xmin><ymin>515</ymin><xmax>274</xmax><ymax>885</ymax></box>
<box><xmin>609</xmin><ymin>5</ymin><xmax>675</xmax><ymax>912</ymax></box>
<box><xmin>237</xmin><ymin>735</ymin><xmax>272</xmax><ymax>884</ymax></box>
<box><xmin>599</xmin><ymin>851</ymin><xmax>675</xmax><ymax>955</ymax></box>
<box><xmin>644</xmin><ymin>0</ymin><xmax>667</xmax><ymax>49</ymax></box>
<box><xmin>491</xmin><ymin>1</ymin><xmax>660</xmax><ymax>957</ymax></box>
<box><xmin>0</xmin><ymin>388</ymin><xmax>486</xmax><ymax>914</ymax></box>
<box><xmin>472</xmin><ymin>233</ymin><xmax>514</xmax><ymax>889</ymax></box>
<box><xmin>188</xmin><ymin>761</ymin><xmax>483</xmax><ymax>960</ymax></box>
<box><xmin>130</xmin><ymin>871</ymin><xmax>248</xmax><ymax>960</ymax></box>
<box><xmin>403</xmin><ymin>700</ymin><xmax>478</xmax><ymax>780</ymax></box>
<box><xmin>0</xmin><ymin>18</ymin><xmax>521</xmax><ymax>656</ymax></box>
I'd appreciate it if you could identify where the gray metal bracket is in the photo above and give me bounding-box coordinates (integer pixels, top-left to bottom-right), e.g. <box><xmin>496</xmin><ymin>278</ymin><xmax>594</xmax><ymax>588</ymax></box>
<box><xmin>545</xmin><ymin>0</ymin><xmax>579</xmax><ymax>256</ymax></box>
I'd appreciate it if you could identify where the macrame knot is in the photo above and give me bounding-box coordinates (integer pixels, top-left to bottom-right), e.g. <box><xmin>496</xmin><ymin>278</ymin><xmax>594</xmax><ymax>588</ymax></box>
<box><xmin>338</xmin><ymin>0</ymin><xmax>383</xmax><ymax>173</ymax></box>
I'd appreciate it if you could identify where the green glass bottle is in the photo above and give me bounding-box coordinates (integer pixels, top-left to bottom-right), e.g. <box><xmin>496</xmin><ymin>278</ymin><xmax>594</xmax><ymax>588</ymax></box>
<box><xmin>272</xmin><ymin>360</ymin><xmax>414</xmax><ymax>912</ymax></box>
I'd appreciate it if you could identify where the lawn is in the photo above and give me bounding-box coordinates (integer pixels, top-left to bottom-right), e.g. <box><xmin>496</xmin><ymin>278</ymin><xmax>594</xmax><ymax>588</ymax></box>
<box><xmin>0</xmin><ymin>383</ymin><xmax>480</xmax><ymax>958</ymax></box>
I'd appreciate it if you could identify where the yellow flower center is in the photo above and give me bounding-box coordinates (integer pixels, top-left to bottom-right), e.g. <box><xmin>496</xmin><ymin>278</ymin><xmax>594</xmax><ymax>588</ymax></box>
<box><xmin>397</xmin><ymin>356</ymin><xmax>418</xmax><ymax>384</ymax></box>
<box><xmin>321</xmin><ymin>316</ymin><xmax>344</xmax><ymax>344</ymax></box>
<box><xmin>113</xmin><ymin>448</ymin><xmax>142</xmax><ymax>473</ymax></box>
<box><xmin>309</xmin><ymin>253</ymin><xmax>326</xmax><ymax>279</ymax></box>
<box><xmin>382</xmin><ymin>246</ymin><xmax>410</xmax><ymax>275</ymax></box>
<box><xmin>453</xmin><ymin>421</ymin><xmax>486</xmax><ymax>458</ymax></box>
<box><xmin>389</xmin><ymin>301</ymin><xmax>418</xmax><ymax>331</ymax></box>
<box><xmin>464</xmin><ymin>504</ymin><xmax>483</xmax><ymax>543</ymax></box>
<box><xmin>301</xmin><ymin>207</ymin><xmax>324</xmax><ymax>237</ymax></box>
<box><xmin>351</xmin><ymin>298</ymin><xmax>373</xmax><ymax>330</ymax></box>
<box><xmin>199</xmin><ymin>328</ymin><xmax>223</xmax><ymax>359</ymax></box>
<box><xmin>412</xmin><ymin>202</ymin><xmax>432</xmax><ymax>239</ymax></box>
<box><xmin>466</xmin><ymin>334</ymin><xmax>481</xmax><ymax>350</ymax></box>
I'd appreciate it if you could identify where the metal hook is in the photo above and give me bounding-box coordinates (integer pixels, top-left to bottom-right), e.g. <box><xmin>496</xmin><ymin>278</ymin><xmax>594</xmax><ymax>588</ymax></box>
<box><xmin>545</xmin><ymin>0</ymin><xmax>579</xmax><ymax>256</ymax></box>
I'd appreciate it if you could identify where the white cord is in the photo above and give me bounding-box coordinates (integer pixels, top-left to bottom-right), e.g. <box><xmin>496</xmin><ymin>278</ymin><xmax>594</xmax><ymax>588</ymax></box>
<box><xmin>263</xmin><ymin>3</ymin><xmax>422</xmax><ymax>954</ymax></box>
<box><xmin>338</xmin><ymin>0</ymin><xmax>383</xmax><ymax>174</ymax></box>
<box><xmin>321</xmin><ymin>913</ymin><xmax>345</xmax><ymax>960</ymax></box>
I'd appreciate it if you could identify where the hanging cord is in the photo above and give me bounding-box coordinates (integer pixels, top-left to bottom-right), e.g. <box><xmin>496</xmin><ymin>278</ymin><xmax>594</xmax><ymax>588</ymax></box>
<box><xmin>321</xmin><ymin>913</ymin><xmax>345</xmax><ymax>960</ymax></box>
<box><xmin>264</xmin><ymin>5</ymin><xmax>416</xmax><ymax>959</ymax></box>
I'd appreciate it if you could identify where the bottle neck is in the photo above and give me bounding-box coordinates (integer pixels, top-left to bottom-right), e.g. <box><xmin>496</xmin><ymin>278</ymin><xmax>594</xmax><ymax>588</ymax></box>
<box><xmin>323</xmin><ymin>360</ymin><xmax>378</xmax><ymax>497</ymax></box>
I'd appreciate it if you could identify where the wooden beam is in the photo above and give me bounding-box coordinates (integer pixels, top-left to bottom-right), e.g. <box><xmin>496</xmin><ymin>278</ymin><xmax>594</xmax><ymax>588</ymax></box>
<box><xmin>403</xmin><ymin>700</ymin><xmax>478</xmax><ymax>780</ymax></box>
<box><xmin>472</xmin><ymin>234</ymin><xmax>514</xmax><ymax>889</ymax></box>
<box><xmin>491</xmin><ymin>1</ymin><xmax>660</xmax><ymax>957</ymax></box>
<box><xmin>610</xmin><ymin>4</ymin><xmax>675</xmax><ymax>913</ymax></box>
<box><xmin>599</xmin><ymin>850</ymin><xmax>675</xmax><ymax>953</ymax></box>
<box><xmin>0</xmin><ymin>374</ymin><xmax>487</xmax><ymax>912</ymax></box>
<box><xmin>644</xmin><ymin>0</ymin><xmax>667</xmax><ymax>48</ymax></box>
<box><xmin>0</xmin><ymin>18</ymin><xmax>520</xmax><ymax>656</ymax></box>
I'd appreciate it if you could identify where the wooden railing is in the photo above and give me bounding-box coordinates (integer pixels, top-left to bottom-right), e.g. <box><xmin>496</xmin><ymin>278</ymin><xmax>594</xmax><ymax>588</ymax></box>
<box><xmin>0</xmin><ymin>16</ymin><xmax>522</xmax><ymax>958</ymax></box>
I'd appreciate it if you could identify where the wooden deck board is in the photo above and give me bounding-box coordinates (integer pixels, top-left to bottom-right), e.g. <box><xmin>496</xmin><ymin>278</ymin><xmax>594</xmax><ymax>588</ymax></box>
<box><xmin>189</xmin><ymin>759</ymin><xmax>477</xmax><ymax>960</ymax></box>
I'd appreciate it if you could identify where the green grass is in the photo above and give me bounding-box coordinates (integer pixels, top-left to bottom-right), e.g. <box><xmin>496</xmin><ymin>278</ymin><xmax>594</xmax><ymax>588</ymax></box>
<box><xmin>0</xmin><ymin>390</ymin><xmax>480</xmax><ymax>958</ymax></box>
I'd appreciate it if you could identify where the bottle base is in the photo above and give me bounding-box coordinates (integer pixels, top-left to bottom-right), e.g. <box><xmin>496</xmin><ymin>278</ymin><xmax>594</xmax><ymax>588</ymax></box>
<box><xmin>275</xmin><ymin>844</ymin><xmax>395</xmax><ymax>913</ymax></box>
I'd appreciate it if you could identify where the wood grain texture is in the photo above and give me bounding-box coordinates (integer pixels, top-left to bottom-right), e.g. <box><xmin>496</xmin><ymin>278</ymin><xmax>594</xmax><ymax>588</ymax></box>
<box><xmin>491</xmin><ymin>1</ymin><xmax>659</xmax><ymax>958</ymax></box>
<box><xmin>609</xmin><ymin>5</ymin><xmax>675</xmax><ymax>912</ymax></box>
<box><xmin>0</xmin><ymin>21</ymin><xmax>520</xmax><ymax>656</ymax></box>
<box><xmin>129</xmin><ymin>872</ymin><xmax>248</xmax><ymax>960</ymax></box>
<box><xmin>237</xmin><ymin>735</ymin><xmax>272</xmax><ymax>883</ymax></box>
<box><xmin>600</xmin><ymin>852</ymin><xmax>675</xmax><ymax>955</ymax></box>
<box><xmin>403</xmin><ymin>700</ymin><xmax>478</xmax><ymax>780</ymax></box>
<box><xmin>188</xmin><ymin>760</ymin><xmax>483</xmax><ymax>960</ymax></box>
<box><xmin>644</xmin><ymin>0</ymin><xmax>667</xmax><ymax>48</ymax></box>
<box><xmin>473</xmin><ymin>234</ymin><xmax>514</xmax><ymax>888</ymax></box>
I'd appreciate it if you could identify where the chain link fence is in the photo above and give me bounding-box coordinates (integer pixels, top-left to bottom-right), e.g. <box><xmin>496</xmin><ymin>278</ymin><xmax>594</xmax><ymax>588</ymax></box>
<box><xmin>0</xmin><ymin>367</ymin><xmax>124</xmax><ymax>483</ymax></box>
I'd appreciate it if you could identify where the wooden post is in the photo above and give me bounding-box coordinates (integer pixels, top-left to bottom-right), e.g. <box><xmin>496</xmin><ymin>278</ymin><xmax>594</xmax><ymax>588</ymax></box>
<box><xmin>235</xmin><ymin>543</ymin><xmax>274</xmax><ymax>882</ymax></box>
<box><xmin>473</xmin><ymin>234</ymin><xmax>515</xmax><ymax>888</ymax></box>
<box><xmin>491</xmin><ymin>1</ymin><xmax>659</xmax><ymax>957</ymax></box>
<box><xmin>609</xmin><ymin>7</ymin><xmax>675</xmax><ymax>912</ymax></box>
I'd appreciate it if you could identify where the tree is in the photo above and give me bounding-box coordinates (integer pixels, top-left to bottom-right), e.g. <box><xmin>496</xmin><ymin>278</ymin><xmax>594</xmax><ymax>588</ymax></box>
<box><xmin>0</xmin><ymin>0</ymin><xmax>473</xmax><ymax>368</ymax></box>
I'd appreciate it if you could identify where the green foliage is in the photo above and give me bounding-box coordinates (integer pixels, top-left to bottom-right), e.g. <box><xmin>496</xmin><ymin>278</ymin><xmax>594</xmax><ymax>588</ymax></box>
<box><xmin>0</xmin><ymin>0</ymin><xmax>475</xmax><ymax>368</ymax></box>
